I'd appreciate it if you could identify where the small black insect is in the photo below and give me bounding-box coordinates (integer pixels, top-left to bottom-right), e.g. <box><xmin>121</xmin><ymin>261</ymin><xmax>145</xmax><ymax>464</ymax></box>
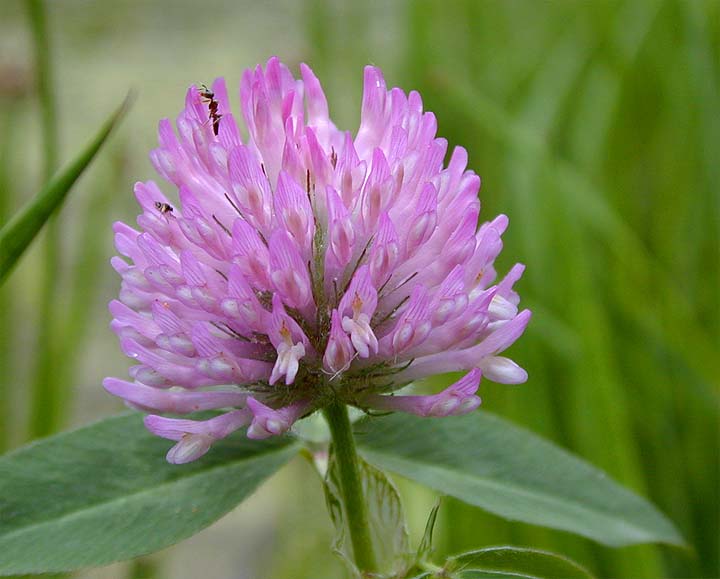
<box><xmin>154</xmin><ymin>201</ymin><xmax>173</xmax><ymax>214</ymax></box>
<box><xmin>199</xmin><ymin>83</ymin><xmax>222</xmax><ymax>136</ymax></box>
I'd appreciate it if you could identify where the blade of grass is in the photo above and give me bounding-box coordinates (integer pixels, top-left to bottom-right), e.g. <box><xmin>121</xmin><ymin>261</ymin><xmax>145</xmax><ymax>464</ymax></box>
<box><xmin>569</xmin><ymin>5</ymin><xmax>706</xmax><ymax>576</ymax></box>
<box><xmin>441</xmin><ymin>74</ymin><xmax>718</xmax><ymax>396</ymax></box>
<box><xmin>0</xmin><ymin>104</ymin><xmax>18</xmax><ymax>452</ymax></box>
<box><xmin>0</xmin><ymin>94</ymin><xmax>131</xmax><ymax>285</ymax></box>
<box><xmin>304</xmin><ymin>0</ymin><xmax>331</xmax><ymax>78</ymax></box>
<box><xmin>25</xmin><ymin>0</ymin><xmax>58</xmax><ymax>182</ymax></box>
<box><xmin>679</xmin><ymin>5</ymin><xmax>720</xmax><ymax>575</ymax></box>
<box><xmin>683</xmin><ymin>0</ymin><xmax>720</xmax><ymax>333</ymax></box>
<box><xmin>24</xmin><ymin>0</ymin><xmax>62</xmax><ymax>445</ymax></box>
<box><xmin>405</xmin><ymin>0</ymin><xmax>519</xmax><ymax>557</ymax></box>
<box><xmin>510</xmin><ymin>5</ymin><xmax>666</xmax><ymax>575</ymax></box>
<box><xmin>555</xmin><ymin>190</ymin><xmax>666</xmax><ymax>577</ymax></box>
<box><xmin>499</xmin><ymin>19</ymin><xmax>604</xmax><ymax>571</ymax></box>
<box><xmin>16</xmin><ymin>94</ymin><xmax>130</xmax><ymax>439</ymax></box>
<box><xmin>50</xmin><ymin>144</ymin><xmax>128</xmax><ymax>422</ymax></box>
<box><xmin>495</xmin><ymin>13</ymin><xmax>622</xmax><ymax>571</ymax></box>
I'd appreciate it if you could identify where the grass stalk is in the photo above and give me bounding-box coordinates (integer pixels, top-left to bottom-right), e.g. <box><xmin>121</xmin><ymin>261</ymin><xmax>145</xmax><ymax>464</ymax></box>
<box><xmin>0</xmin><ymin>105</ymin><xmax>17</xmax><ymax>452</ymax></box>
<box><xmin>25</xmin><ymin>0</ymin><xmax>62</xmax><ymax>439</ymax></box>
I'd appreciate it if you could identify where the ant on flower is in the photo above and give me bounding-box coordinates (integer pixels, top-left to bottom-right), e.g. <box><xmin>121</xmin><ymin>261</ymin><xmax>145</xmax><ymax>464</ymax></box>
<box><xmin>199</xmin><ymin>83</ymin><xmax>222</xmax><ymax>136</ymax></box>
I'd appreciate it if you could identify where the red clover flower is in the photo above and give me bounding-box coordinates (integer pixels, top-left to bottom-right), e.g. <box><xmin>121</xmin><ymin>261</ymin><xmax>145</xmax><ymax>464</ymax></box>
<box><xmin>104</xmin><ymin>58</ymin><xmax>531</xmax><ymax>463</ymax></box>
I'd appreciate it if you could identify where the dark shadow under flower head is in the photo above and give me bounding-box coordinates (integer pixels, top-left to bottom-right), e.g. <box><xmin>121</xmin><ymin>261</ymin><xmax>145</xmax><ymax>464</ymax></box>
<box><xmin>104</xmin><ymin>57</ymin><xmax>531</xmax><ymax>463</ymax></box>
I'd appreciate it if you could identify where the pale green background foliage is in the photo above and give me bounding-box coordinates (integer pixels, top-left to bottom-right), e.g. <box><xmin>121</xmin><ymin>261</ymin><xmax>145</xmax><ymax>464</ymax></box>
<box><xmin>0</xmin><ymin>1</ymin><xmax>717</xmax><ymax>578</ymax></box>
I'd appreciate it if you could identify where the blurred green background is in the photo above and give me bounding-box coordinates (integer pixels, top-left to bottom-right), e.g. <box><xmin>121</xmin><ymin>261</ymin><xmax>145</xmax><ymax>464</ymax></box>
<box><xmin>0</xmin><ymin>0</ymin><xmax>718</xmax><ymax>578</ymax></box>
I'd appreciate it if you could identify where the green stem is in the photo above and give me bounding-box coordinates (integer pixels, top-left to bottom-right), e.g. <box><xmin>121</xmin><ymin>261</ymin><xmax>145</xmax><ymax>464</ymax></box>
<box><xmin>323</xmin><ymin>402</ymin><xmax>379</xmax><ymax>574</ymax></box>
<box><xmin>26</xmin><ymin>0</ymin><xmax>62</xmax><ymax>438</ymax></box>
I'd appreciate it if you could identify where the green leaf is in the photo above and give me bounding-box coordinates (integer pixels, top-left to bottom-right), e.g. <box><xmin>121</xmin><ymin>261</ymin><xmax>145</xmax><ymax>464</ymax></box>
<box><xmin>416</xmin><ymin>499</ymin><xmax>442</xmax><ymax>562</ymax></box>
<box><xmin>324</xmin><ymin>453</ymin><xmax>410</xmax><ymax>577</ymax></box>
<box><xmin>355</xmin><ymin>412</ymin><xmax>684</xmax><ymax>547</ymax></box>
<box><xmin>0</xmin><ymin>94</ymin><xmax>131</xmax><ymax>284</ymax></box>
<box><xmin>0</xmin><ymin>412</ymin><xmax>298</xmax><ymax>575</ymax></box>
<box><xmin>446</xmin><ymin>546</ymin><xmax>594</xmax><ymax>579</ymax></box>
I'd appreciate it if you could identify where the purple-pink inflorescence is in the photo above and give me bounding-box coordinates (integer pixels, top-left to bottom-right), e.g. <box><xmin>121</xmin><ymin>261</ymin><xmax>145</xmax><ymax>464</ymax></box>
<box><xmin>104</xmin><ymin>58</ymin><xmax>531</xmax><ymax>463</ymax></box>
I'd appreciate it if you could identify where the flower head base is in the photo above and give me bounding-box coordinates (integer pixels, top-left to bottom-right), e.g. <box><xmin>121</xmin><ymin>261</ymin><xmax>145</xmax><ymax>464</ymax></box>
<box><xmin>105</xmin><ymin>58</ymin><xmax>531</xmax><ymax>463</ymax></box>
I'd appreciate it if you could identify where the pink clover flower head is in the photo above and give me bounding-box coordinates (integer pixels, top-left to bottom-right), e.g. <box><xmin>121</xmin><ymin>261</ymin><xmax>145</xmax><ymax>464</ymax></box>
<box><xmin>105</xmin><ymin>57</ymin><xmax>531</xmax><ymax>463</ymax></box>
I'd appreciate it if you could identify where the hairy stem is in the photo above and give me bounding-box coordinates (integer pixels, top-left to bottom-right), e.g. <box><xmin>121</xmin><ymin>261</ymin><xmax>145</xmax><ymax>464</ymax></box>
<box><xmin>323</xmin><ymin>402</ymin><xmax>379</xmax><ymax>574</ymax></box>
